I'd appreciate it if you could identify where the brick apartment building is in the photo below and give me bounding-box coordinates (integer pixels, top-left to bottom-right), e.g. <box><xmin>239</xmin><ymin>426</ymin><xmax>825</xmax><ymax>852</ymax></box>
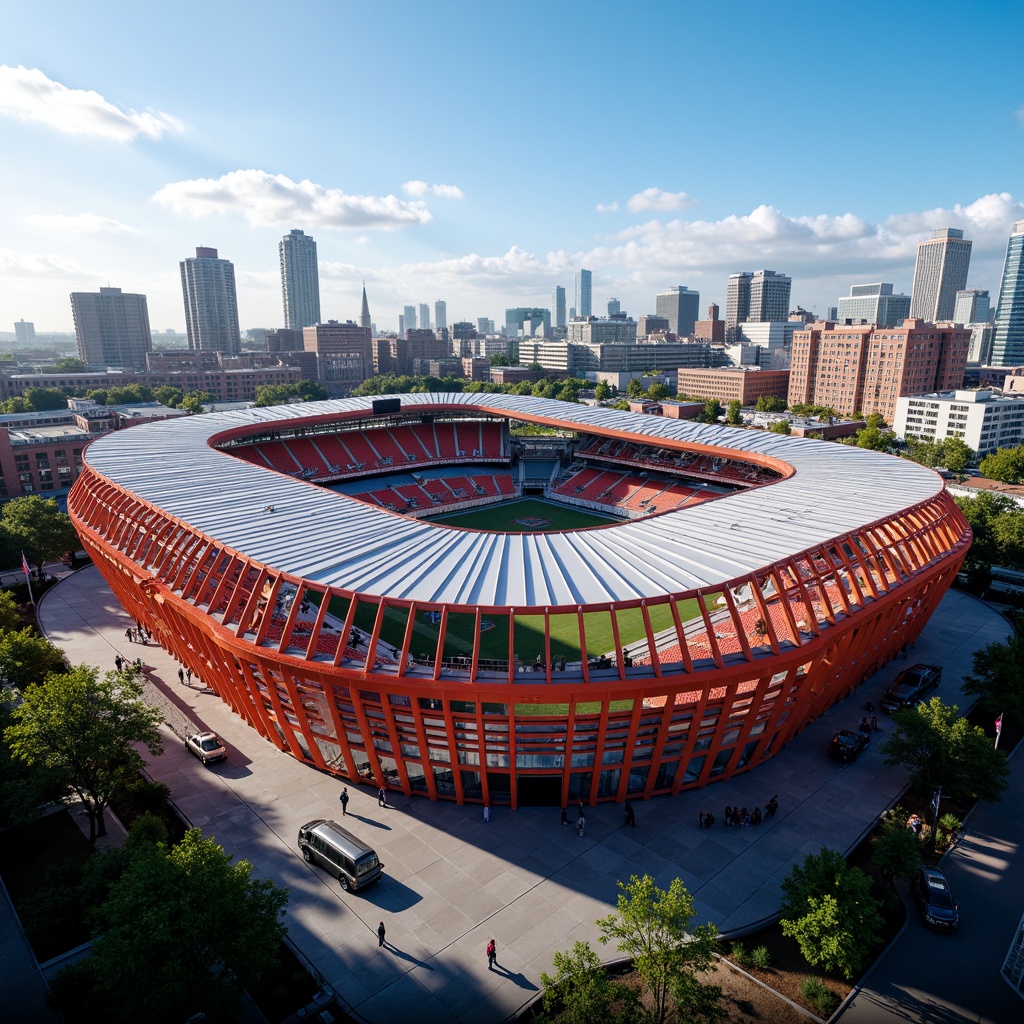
<box><xmin>676</xmin><ymin>366</ymin><xmax>790</xmax><ymax>405</ymax></box>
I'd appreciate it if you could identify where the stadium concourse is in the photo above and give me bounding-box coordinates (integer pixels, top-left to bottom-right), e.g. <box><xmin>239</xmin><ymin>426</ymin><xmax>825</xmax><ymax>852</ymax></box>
<box><xmin>67</xmin><ymin>393</ymin><xmax>970</xmax><ymax>810</ymax></box>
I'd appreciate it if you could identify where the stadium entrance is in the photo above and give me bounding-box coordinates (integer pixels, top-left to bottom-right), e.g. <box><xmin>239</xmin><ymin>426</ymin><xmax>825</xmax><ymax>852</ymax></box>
<box><xmin>516</xmin><ymin>775</ymin><xmax>562</xmax><ymax>806</ymax></box>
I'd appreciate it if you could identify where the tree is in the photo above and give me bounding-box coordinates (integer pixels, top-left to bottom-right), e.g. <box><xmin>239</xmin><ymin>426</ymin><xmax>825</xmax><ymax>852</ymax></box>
<box><xmin>725</xmin><ymin>400</ymin><xmax>743</xmax><ymax>425</ymax></box>
<box><xmin>76</xmin><ymin>827</ymin><xmax>289</xmax><ymax>1024</ymax></box>
<box><xmin>962</xmin><ymin>632</ymin><xmax>1024</xmax><ymax>726</ymax></box>
<box><xmin>954</xmin><ymin>491</ymin><xmax>1021</xmax><ymax>572</ymax></box>
<box><xmin>0</xmin><ymin>396</ymin><xmax>30</xmax><ymax>414</ymax></box>
<box><xmin>779</xmin><ymin>847</ymin><xmax>883</xmax><ymax>979</ymax></box>
<box><xmin>594</xmin><ymin>380</ymin><xmax>612</xmax><ymax>402</ymax></box>
<box><xmin>980</xmin><ymin>444</ymin><xmax>1024</xmax><ymax>484</ymax></box>
<box><xmin>180</xmin><ymin>390</ymin><xmax>212</xmax><ymax>414</ymax></box>
<box><xmin>152</xmin><ymin>385</ymin><xmax>184</xmax><ymax>408</ymax></box>
<box><xmin>253</xmin><ymin>380</ymin><xmax>328</xmax><ymax>407</ymax></box>
<box><xmin>22</xmin><ymin>386</ymin><xmax>69</xmax><ymax>411</ymax></box>
<box><xmin>769</xmin><ymin>418</ymin><xmax>792</xmax><ymax>435</ymax></box>
<box><xmin>539</xmin><ymin>939</ymin><xmax>639</xmax><ymax>1024</ymax></box>
<box><xmin>852</xmin><ymin>424</ymin><xmax>898</xmax><ymax>452</ymax></box>
<box><xmin>700</xmin><ymin>398</ymin><xmax>724</xmax><ymax>424</ymax></box>
<box><xmin>51</xmin><ymin>357</ymin><xmax>89</xmax><ymax>372</ymax></box>
<box><xmin>106</xmin><ymin>384</ymin><xmax>154</xmax><ymax>405</ymax></box>
<box><xmin>870</xmin><ymin>805</ymin><xmax>922</xmax><ymax>879</ymax></box>
<box><xmin>646</xmin><ymin>383</ymin><xmax>670</xmax><ymax>401</ymax></box>
<box><xmin>0</xmin><ymin>628</ymin><xmax>66</xmax><ymax>687</ymax></box>
<box><xmin>597</xmin><ymin>874</ymin><xmax>723</xmax><ymax>1024</ymax></box>
<box><xmin>881</xmin><ymin>696</ymin><xmax>1009</xmax><ymax>803</ymax></box>
<box><xmin>5</xmin><ymin>665</ymin><xmax>163</xmax><ymax>845</ymax></box>
<box><xmin>627</xmin><ymin>378</ymin><xmax>646</xmax><ymax>399</ymax></box>
<box><xmin>0</xmin><ymin>703</ymin><xmax>70</xmax><ymax>827</ymax></box>
<box><xmin>0</xmin><ymin>495</ymin><xmax>80</xmax><ymax>573</ymax></box>
<box><xmin>490</xmin><ymin>353</ymin><xmax>511</xmax><ymax>366</ymax></box>
<box><xmin>755</xmin><ymin>395</ymin><xmax>786</xmax><ymax>413</ymax></box>
<box><xmin>940</xmin><ymin>436</ymin><xmax>974</xmax><ymax>475</ymax></box>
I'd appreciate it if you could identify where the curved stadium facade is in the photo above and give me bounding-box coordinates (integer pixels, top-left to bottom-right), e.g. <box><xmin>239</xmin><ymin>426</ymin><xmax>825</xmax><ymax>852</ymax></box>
<box><xmin>68</xmin><ymin>394</ymin><xmax>970</xmax><ymax>808</ymax></box>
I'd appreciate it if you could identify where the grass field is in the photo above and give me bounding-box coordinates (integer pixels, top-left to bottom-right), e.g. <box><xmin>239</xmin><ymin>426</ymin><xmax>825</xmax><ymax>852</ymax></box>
<box><xmin>429</xmin><ymin>497</ymin><xmax>618</xmax><ymax>533</ymax></box>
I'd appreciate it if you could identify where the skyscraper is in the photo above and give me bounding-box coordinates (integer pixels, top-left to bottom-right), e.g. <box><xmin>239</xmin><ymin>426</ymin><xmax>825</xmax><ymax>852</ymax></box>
<box><xmin>71</xmin><ymin>287</ymin><xmax>152</xmax><ymax>369</ymax></box>
<box><xmin>725</xmin><ymin>270</ymin><xmax>791</xmax><ymax>339</ymax></box>
<box><xmin>403</xmin><ymin>305</ymin><xmax>417</xmax><ymax>335</ymax></box>
<box><xmin>574</xmin><ymin>269</ymin><xmax>592</xmax><ymax>318</ymax></box>
<box><xmin>360</xmin><ymin>284</ymin><xmax>372</xmax><ymax>331</ymax></box>
<box><xmin>552</xmin><ymin>286</ymin><xmax>566</xmax><ymax>329</ymax></box>
<box><xmin>992</xmin><ymin>220</ymin><xmax>1024</xmax><ymax>366</ymax></box>
<box><xmin>910</xmin><ymin>228</ymin><xmax>972</xmax><ymax>322</ymax></box>
<box><xmin>953</xmin><ymin>288</ymin><xmax>992</xmax><ymax>325</ymax></box>
<box><xmin>279</xmin><ymin>229</ymin><xmax>321</xmax><ymax>330</ymax></box>
<box><xmin>180</xmin><ymin>247</ymin><xmax>241</xmax><ymax>355</ymax></box>
<box><xmin>836</xmin><ymin>283</ymin><xmax>911</xmax><ymax>328</ymax></box>
<box><xmin>419</xmin><ymin>303</ymin><xmax>431</xmax><ymax>331</ymax></box>
<box><xmin>14</xmin><ymin>320</ymin><xmax>35</xmax><ymax>345</ymax></box>
<box><xmin>607</xmin><ymin>298</ymin><xmax>621</xmax><ymax>316</ymax></box>
<box><xmin>656</xmin><ymin>286</ymin><xmax>700</xmax><ymax>336</ymax></box>
<box><xmin>434</xmin><ymin>300</ymin><xmax>447</xmax><ymax>332</ymax></box>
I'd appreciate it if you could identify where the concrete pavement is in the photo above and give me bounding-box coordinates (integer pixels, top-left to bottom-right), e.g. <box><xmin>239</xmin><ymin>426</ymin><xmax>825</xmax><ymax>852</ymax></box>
<box><xmin>4</xmin><ymin>566</ymin><xmax>1015</xmax><ymax>1024</ymax></box>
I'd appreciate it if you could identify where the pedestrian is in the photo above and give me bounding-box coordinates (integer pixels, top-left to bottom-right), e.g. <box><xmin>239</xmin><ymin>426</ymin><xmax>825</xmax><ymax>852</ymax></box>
<box><xmin>340</xmin><ymin>787</ymin><xmax>349</xmax><ymax>816</ymax></box>
<box><xmin>769</xmin><ymin>795</ymin><xmax>778</xmax><ymax>817</ymax></box>
<box><xmin>378</xmin><ymin>785</ymin><xmax>386</xmax><ymax>807</ymax></box>
<box><xmin>577</xmin><ymin>797</ymin><xmax>584</xmax><ymax>819</ymax></box>
<box><xmin>115</xmin><ymin>655</ymin><xmax>123</xmax><ymax>672</ymax></box>
<box><xmin>486</xmin><ymin>938</ymin><xmax>496</xmax><ymax>970</ymax></box>
<box><xmin>125</xmin><ymin>628</ymin><xmax>133</xmax><ymax>643</ymax></box>
<box><xmin>698</xmin><ymin>811</ymin><xmax>705</xmax><ymax>829</ymax></box>
<box><xmin>724</xmin><ymin>805</ymin><xmax>732</xmax><ymax>827</ymax></box>
<box><xmin>145</xmin><ymin>627</ymin><xmax>152</xmax><ymax>641</ymax></box>
<box><xmin>626</xmin><ymin>802</ymin><xmax>636</xmax><ymax>829</ymax></box>
<box><xmin>177</xmin><ymin>667</ymin><xmax>184</xmax><ymax>684</ymax></box>
<box><xmin>483</xmin><ymin>804</ymin><xmax>490</xmax><ymax>823</ymax></box>
<box><xmin>577</xmin><ymin>816</ymin><xmax>585</xmax><ymax>837</ymax></box>
<box><xmin>378</xmin><ymin>921</ymin><xmax>386</xmax><ymax>947</ymax></box>
<box><xmin>136</xmin><ymin>620</ymin><xmax>143</xmax><ymax>633</ymax></box>
<box><xmin>560</xmin><ymin>807</ymin><xmax>569</xmax><ymax>826</ymax></box>
<box><xmin>186</xmin><ymin>668</ymin><xmax>193</xmax><ymax>686</ymax></box>
<box><xmin>870</xmin><ymin>715</ymin><xmax>878</xmax><ymax>732</ymax></box>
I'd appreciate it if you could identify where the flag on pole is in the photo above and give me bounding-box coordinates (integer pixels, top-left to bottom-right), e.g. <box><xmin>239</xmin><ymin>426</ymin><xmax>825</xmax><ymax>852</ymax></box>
<box><xmin>20</xmin><ymin>552</ymin><xmax>30</xmax><ymax>578</ymax></box>
<box><xmin>995</xmin><ymin>714</ymin><xmax>1003</xmax><ymax>739</ymax></box>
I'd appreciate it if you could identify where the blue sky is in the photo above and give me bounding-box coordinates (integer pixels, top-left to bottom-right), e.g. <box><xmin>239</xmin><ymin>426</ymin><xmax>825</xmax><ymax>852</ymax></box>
<box><xmin>3</xmin><ymin>0</ymin><xmax>1024</xmax><ymax>335</ymax></box>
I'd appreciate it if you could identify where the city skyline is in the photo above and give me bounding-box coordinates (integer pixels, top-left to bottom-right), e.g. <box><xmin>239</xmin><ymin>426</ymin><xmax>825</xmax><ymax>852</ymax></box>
<box><xmin>3</xmin><ymin>1</ymin><xmax>1024</xmax><ymax>334</ymax></box>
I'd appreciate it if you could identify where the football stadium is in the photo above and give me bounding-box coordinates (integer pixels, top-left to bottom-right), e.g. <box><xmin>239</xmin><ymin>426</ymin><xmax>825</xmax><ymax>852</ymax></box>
<box><xmin>67</xmin><ymin>394</ymin><xmax>971</xmax><ymax>808</ymax></box>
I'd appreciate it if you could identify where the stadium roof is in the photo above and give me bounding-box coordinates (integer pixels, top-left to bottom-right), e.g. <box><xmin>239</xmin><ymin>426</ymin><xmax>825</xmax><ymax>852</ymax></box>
<box><xmin>83</xmin><ymin>393</ymin><xmax>944</xmax><ymax>608</ymax></box>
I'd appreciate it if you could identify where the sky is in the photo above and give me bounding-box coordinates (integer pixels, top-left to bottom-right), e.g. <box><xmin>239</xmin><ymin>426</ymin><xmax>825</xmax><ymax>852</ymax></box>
<box><xmin>3</xmin><ymin>0</ymin><xmax>1024</xmax><ymax>337</ymax></box>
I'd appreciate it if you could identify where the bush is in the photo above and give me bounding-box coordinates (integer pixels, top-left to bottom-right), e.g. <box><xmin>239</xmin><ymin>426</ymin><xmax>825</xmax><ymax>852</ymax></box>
<box><xmin>750</xmin><ymin>945</ymin><xmax>771</xmax><ymax>969</ymax></box>
<box><xmin>729</xmin><ymin>940</ymin><xmax>749</xmax><ymax>964</ymax></box>
<box><xmin>801</xmin><ymin>977</ymin><xmax>839</xmax><ymax>1016</ymax></box>
<box><xmin>935</xmin><ymin>813</ymin><xmax>963</xmax><ymax>851</ymax></box>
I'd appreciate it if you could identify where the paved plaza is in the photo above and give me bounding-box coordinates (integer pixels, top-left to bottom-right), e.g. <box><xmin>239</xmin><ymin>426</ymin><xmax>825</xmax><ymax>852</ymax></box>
<box><xmin>3</xmin><ymin>567</ymin><xmax>1014</xmax><ymax>1023</ymax></box>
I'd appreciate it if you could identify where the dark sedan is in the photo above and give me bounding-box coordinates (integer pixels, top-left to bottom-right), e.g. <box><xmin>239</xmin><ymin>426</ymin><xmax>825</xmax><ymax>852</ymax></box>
<box><xmin>913</xmin><ymin>866</ymin><xmax>959</xmax><ymax>931</ymax></box>
<box><xmin>828</xmin><ymin>729</ymin><xmax>870</xmax><ymax>763</ymax></box>
<box><xmin>881</xmin><ymin>663</ymin><xmax>942</xmax><ymax>713</ymax></box>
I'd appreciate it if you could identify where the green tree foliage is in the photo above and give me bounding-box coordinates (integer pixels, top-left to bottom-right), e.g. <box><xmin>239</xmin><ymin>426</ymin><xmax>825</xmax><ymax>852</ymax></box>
<box><xmin>105</xmin><ymin>384</ymin><xmax>155</xmax><ymax>405</ymax></box>
<box><xmin>253</xmin><ymin>380</ymin><xmax>328</xmax><ymax>406</ymax></box>
<box><xmin>769</xmin><ymin>419</ymin><xmax>792</xmax><ymax>435</ymax></box>
<box><xmin>50</xmin><ymin>357</ymin><xmax>89</xmax><ymax>372</ymax></box>
<box><xmin>179</xmin><ymin>390</ymin><xmax>212</xmax><ymax>414</ymax></box>
<box><xmin>0</xmin><ymin>702</ymin><xmax>70</xmax><ymax>827</ymax></box>
<box><xmin>882</xmin><ymin>696</ymin><xmax>1009</xmax><ymax>803</ymax></box>
<box><xmin>870</xmin><ymin>805</ymin><xmax>922</xmax><ymax>879</ymax></box>
<box><xmin>954</xmin><ymin>492</ymin><xmax>1024</xmax><ymax>573</ymax></box>
<box><xmin>850</xmin><ymin>424</ymin><xmax>898</xmax><ymax>452</ymax></box>
<box><xmin>1</xmin><ymin>495</ymin><xmax>79</xmax><ymax>573</ymax></box>
<box><xmin>5</xmin><ymin>665</ymin><xmax>163</xmax><ymax>845</ymax></box>
<box><xmin>611</xmin><ymin>399</ymin><xmax>631</xmax><ymax>410</ymax></box>
<box><xmin>646</xmin><ymin>383</ymin><xmax>670</xmax><ymax>401</ymax></box>
<box><xmin>962</xmin><ymin>633</ymin><xmax>1024</xmax><ymax>726</ymax></box>
<box><xmin>779</xmin><ymin>848</ymin><xmax>883</xmax><ymax>979</ymax></box>
<box><xmin>489</xmin><ymin>353</ymin><xmax>511</xmax><ymax>366</ymax></box>
<box><xmin>596</xmin><ymin>874</ymin><xmax>723</xmax><ymax>1024</ymax></box>
<box><xmin>539</xmin><ymin>939</ymin><xmax>640</xmax><ymax>1024</ymax></box>
<box><xmin>152</xmin><ymin>385</ymin><xmax>184</xmax><ymax>408</ymax></box>
<box><xmin>68</xmin><ymin>827</ymin><xmax>289</xmax><ymax>1024</ymax></box>
<box><xmin>980</xmin><ymin>444</ymin><xmax>1024</xmax><ymax>484</ymax></box>
<box><xmin>903</xmin><ymin>436</ymin><xmax>975</xmax><ymax>474</ymax></box>
<box><xmin>755</xmin><ymin>395</ymin><xmax>787</xmax><ymax>413</ymax></box>
<box><xmin>940</xmin><ymin>436</ymin><xmax>974</xmax><ymax>474</ymax></box>
<box><xmin>789</xmin><ymin>403</ymin><xmax>837</xmax><ymax>420</ymax></box>
<box><xmin>0</xmin><ymin>628</ymin><xmax>66</xmax><ymax>688</ymax></box>
<box><xmin>627</xmin><ymin>378</ymin><xmax>646</xmax><ymax>399</ymax></box>
<box><xmin>700</xmin><ymin>398</ymin><xmax>724</xmax><ymax>424</ymax></box>
<box><xmin>594</xmin><ymin>380</ymin><xmax>612</xmax><ymax>402</ymax></box>
<box><xmin>0</xmin><ymin>396</ymin><xmax>31</xmax><ymax>414</ymax></box>
<box><xmin>22</xmin><ymin>386</ymin><xmax>68</xmax><ymax>411</ymax></box>
<box><xmin>725</xmin><ymin>400</ymin><xmax>743</xmax><ymax>425</ymax></box>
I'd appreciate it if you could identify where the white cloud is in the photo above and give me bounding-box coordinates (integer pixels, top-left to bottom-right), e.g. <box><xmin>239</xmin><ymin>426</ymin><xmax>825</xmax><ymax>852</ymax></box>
<box><xmin>0</xmin><ymin>249</ymin><xmax>90</xmax><ymax>277</ymax></box>
<box><xmin>402</xmin><ymin>180</ymin><xmax>465</xmax><ymax>199</ymax></box>
<box><xmin>152</xmin><ymin>169</ymin><xmax>432</xmax><ymax>230</ymax></box>
<box><xmin>24</xmin><ymin>212</ymin><xmax>137</xmax><ymax>234</ymax></box>
<box><xmin>596</xmin><ymin>201</ymin><xmax>619</xmax><ymax>213</ymax></box>
<box><xmin>626</xmin><ymin>187</ymin><xmax>697</xmax><ymax>213</ymax></box>
<box><xmin>0</xmin><ymin>65</ymin><xmax>183</xmax><ymax>141</ymax></box>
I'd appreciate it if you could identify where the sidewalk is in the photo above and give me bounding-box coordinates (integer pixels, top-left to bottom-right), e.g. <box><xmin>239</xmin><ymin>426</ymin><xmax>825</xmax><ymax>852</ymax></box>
<box><xmin>6</xmin><ymin>566</ymin><xmax>1012</xmax><ymax>1024</ymax></box>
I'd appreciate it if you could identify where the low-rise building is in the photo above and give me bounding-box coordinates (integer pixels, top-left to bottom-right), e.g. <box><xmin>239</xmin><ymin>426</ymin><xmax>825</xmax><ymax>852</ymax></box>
<box><xmin>893</xmin><ymin>388</ymin><xmax>1024</xmax><ymax>455</ymax></box>
<box><xmin>676</xmin><ymin>366</ymin><xmax>790</xmax><ymax>405</ymax></box>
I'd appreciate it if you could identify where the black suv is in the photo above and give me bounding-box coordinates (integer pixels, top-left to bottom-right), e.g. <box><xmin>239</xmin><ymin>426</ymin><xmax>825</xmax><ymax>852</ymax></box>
<box><xmin>913</xmin><ymin>866</ymin><xmax>959</xmax><ymax>931</ymax></box>
<box><xmin>881</xmin><ymin>663</ymin><xmax>941</xmax><ymax>713</ymax></box>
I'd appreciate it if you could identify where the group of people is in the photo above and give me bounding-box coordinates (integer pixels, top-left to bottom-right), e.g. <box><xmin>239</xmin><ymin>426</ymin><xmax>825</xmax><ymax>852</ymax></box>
<box><xmin>859</xmin><ymin>715</ymin><xmax>880</xmax><ymax>733</ymax></box>
<box><xmin>560</xmin><ymin>799</ymin><xmax>589</xmax><ymax>836</ymax></box>
<box><xmin>176</xmin><ymin>667</ymin><xmax>194</xmax><ymax>686</ymax></box>
<box><xmin>717</xmin><ymin>795</ymin><xmax>779</xmax><ymax>829</ymax></box>
<box><xmin>124</xmin><ymin>625</ymin><xmax>151</xmax><ymax>644</ymax></box>
<box><xmin>113</xmin><ymin>654</ymin><xmax>143</xmax><ymax>674</ymax></box>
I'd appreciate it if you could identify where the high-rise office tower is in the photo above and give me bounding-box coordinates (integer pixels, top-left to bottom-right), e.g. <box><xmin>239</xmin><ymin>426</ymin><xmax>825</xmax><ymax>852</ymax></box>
<box><xmin>398</xmin><ymin>315</ymin><xmax>406</xmax><ymax>337</ymax></box>
<box><xmin>607</xmin><ymin>298</ymin><xmax>621</xmax><ymax>316</ymax></box>
<box><xmin>434</xmin><ymin>300</ymin><xmax>447</xmax><ymax>332</ymax></box>
<box><xmin>953</xmin><ymin>288</ymin><xmax>992</xmax><ymax>325</ymax></box>
<box><xmin>656</xmin><ymin>286</ymin><xmax>700</xmax><ymax>336</ymax></box>
<box><xmin>419</xmin><ymin>303</ymin><xmax>431</xmax><ymax>331</ymax></box>
<box><xmin>477</xmin><ymin>318</ymin><xmax>495</xmax><ymax>335</ymax></box>
<box><xmin>279</xmin><ymin>229</ymin><xmax>321</xmax><ymax>330</ymax></box>
<box><xmin>726</xmin><ymin>270</ymin><xmax>791</xmax><ymax>339</ymax></box>
<box><xmin>836</xmin><ymin>284</ymin><xmax>911</xmax><ymax>327</ymax></box>
<box><xmin>71</xmin><ymin>287</ymin><xmax>152</xmax><ymax>369</ymax></box>
<box><xmin>360</xmin><ymin>284</ymin><xmax>372</xmax><ymax>331</ymax></box>
<box><xmin>992</xmin><ymin>220</ymin><xmax>1024</xmax><ymax>366</ymax></box>
<box><xmin>14</xmin><ymin>320</ymin><xmax>35</xmax><ymax>345</ymax></box>
<box><xmin>574</xmin><ymin>269</ymin><xmax>592</xmax><ymax>318</ymax></box>
<box><xmin>180</xmin><ymin>247</ymin><xmax>241</xmax><ymax>355</ymax></box>
<box><xmin>552</xmin><ymin>286</ymin><xmax>566</xmax><ymax>329</ymax></box>
<box><xmin>403</xmin><ymin>305</ymin><xmax>417</xmax><ymax>335</ymax></box>
<box><xmin>910</xmin><ymin>228</ymin><xmax>972</xmax><ymax>322</ymax></box>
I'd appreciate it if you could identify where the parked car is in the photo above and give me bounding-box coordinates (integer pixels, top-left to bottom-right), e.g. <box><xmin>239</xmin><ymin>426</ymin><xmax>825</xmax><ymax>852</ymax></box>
<box><xmin>828</xmin><ymin>729</ymin><xmax>870</xmax><ymax>763</ymax></box>
<box><xmin>913</xmin><ymin>866</ymin><xmax>959</xmax><ymax>931</ymax></box>
<box><xmin>185</xmin><ymin>731</ymin><xmax>227</xmax><ymax>765</ymax></box>
<box><xmin>881</xmin><ymin>663</ymin><xmax>941</xmax><ymax>713</ymax></box>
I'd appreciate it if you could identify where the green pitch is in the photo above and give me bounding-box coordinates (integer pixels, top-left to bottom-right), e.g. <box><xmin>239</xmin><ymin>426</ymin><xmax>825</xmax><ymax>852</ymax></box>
<box><xmin>428</xmin><ymin>496</ymin><xmax>618</xmax><ymax>532</ymax></box>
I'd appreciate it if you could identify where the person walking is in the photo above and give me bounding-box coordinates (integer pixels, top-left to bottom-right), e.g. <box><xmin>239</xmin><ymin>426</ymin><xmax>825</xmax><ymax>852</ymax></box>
<box><xmin>340</xmin><ymin>787</ymin><xmax>349</xmax><ymax>816</ymax></box>
<box><xmin>377</xmin><ymin>921</ymin><xmax>386</xmax><ymax>948</ymax></box>
<box><xmin>186</xmin><ymin>668</ymin><xmax>193</xmax><ymax>686</ymax></box>
<box><xmin>378</xmin><ymin>785</ymin><xmax>387</xmax><ymax>807</ymax></box>
<box><xmin>115</xmin><ymin>655</ymin><xmax>123</xmax><ymax>673</ymax></box>
<box><xmin>624</xmin><ymin>800</ymin><xmax>636</xmax><ymax>828</ymax></box>
<box><xmin>125</xmin><ymin>628</ymin><xmax>133</xmax><ymax>643</ymax></box>
<box><xmin>483</xmin><ymin>804</ymin><xmax>490</xmax><ymax>823</ymax></box>
<box><xmin>560</xmin><ymin>807</ymin><xmax>569</xmax><ymax>826</ymax></box>
<box><xmin>577</xmin><ymin>816</ymin><xmax>585</xmax><ymax>838</ymax></box>
<box><xmin>486</xmin><ymin>938</ymin><xmax>496</xmax><ymax>970</ymax></box>
<box><xmin>177</xmin><ymin>667</ymin><xmax>184</xmax><ymax>684</ymax></box>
